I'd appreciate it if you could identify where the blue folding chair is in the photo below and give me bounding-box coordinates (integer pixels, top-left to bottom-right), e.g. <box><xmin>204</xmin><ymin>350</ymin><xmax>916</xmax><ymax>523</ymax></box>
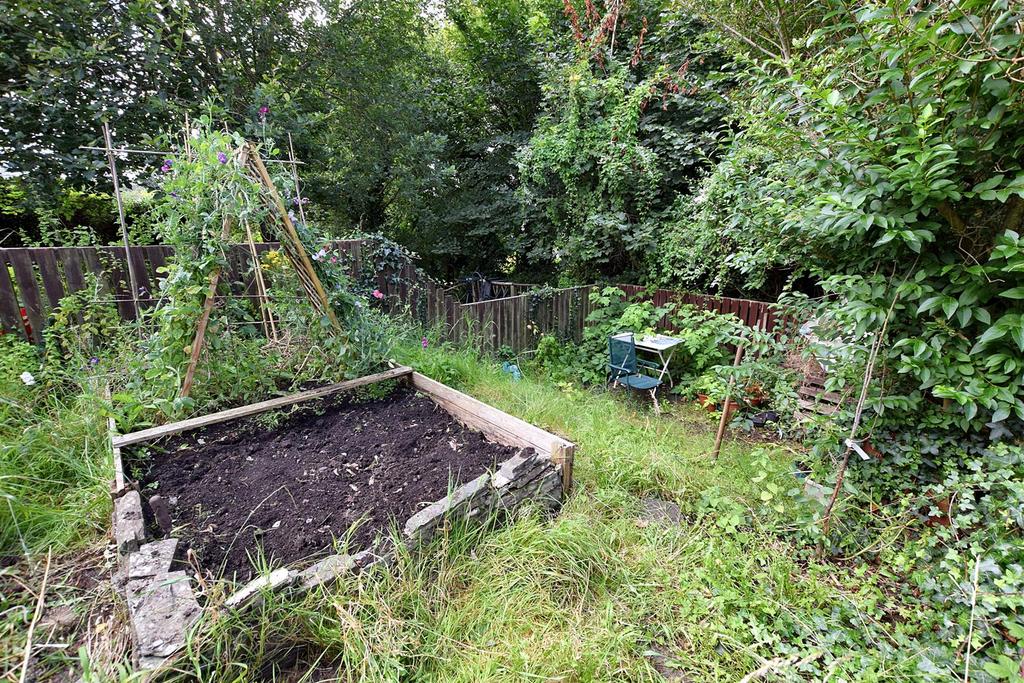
<box><xmin>608</xmin><ymin>334</ymin><xmax>662</xmax><ymax>414</ymax></box>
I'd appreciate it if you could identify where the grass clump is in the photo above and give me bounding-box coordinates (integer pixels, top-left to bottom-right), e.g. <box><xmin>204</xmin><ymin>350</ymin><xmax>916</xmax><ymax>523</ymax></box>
<box><xmin>0</xmin><ymin>337</ymin><xmax>112</xmax><ymax>557</ymax></box>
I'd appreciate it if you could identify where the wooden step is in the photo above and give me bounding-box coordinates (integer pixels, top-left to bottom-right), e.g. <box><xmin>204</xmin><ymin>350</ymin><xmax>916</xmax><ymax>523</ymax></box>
<box><xmin>797</xmin><ymin>386</ymin><xmax>842</xmax><ymax>403</ymax></box>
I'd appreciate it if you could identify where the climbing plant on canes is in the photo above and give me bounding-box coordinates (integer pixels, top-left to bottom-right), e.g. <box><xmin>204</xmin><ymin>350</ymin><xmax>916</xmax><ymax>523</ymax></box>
<box><xmin>121</xmin><ymin>118</ymin><xmax>387</xmax><ymax>419</ymax></box>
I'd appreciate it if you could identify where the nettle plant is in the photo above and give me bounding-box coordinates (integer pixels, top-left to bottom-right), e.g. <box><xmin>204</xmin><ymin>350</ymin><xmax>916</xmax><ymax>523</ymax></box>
<box><xmin>120</xmin><ymin>118</ymin><xmax>384</xmax><ymax>418</ymax></box>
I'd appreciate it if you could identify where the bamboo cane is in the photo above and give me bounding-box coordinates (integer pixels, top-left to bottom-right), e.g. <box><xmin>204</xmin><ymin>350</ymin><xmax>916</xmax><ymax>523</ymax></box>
<box><xmin>711</xmin><ymin>335</ymin><xmax>746</xmax><ymax>461</ymax></box>
<box><xmin>247</xmin><ymin>148</ymin><xmax>340</xmax><ymax>331</ymax></box>
<box><xmin>244</xmin><ymin>220</ymin><xmax>277</xmax><ymax>342</ymax></box>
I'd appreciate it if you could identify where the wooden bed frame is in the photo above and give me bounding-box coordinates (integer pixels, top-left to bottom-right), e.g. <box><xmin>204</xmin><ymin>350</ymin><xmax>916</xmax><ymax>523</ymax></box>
<box><xmin>110</xmin><ymin>366</ymin><xmax>575</xmax><ymax>494</ymax></box>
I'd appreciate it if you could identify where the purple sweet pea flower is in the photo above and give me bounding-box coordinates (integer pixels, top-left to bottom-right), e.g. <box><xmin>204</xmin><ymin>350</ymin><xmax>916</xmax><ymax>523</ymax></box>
<box><xmin>421</xmin><ymin>336</ymin><xmax>429</xmax><ymax>349</ymax></box>
<box><xmin>89</xmin><ymin>356</ymin><xmax>99</xmax><ymax>366</ymax></box>
<box><xmin>217</xmin><ymin>152</ymin><xmax>228</xmax><ymax>164</ymax></box>
<box><xmin>160</xmin><ymin>159</ymin><xmax>173</xmax><ymax>173</ymax></box>
<box><xmin>259</xmin><ymin>105</ymin><xmax>269</xmax><ymax>119</ymax></box>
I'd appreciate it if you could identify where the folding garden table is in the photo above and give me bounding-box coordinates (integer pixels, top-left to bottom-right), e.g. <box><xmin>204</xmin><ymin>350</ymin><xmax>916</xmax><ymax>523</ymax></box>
<box><xmin>611</xmin><ymin>332</ymin><xmax>683</xmax><ymax>386</ymax></box>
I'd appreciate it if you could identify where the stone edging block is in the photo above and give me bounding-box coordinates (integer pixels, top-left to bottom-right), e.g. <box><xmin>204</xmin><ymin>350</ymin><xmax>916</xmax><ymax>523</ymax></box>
<box><xmin>113</xmin><ymin>490</ymin><xmax>146</xmax><ymax>554</ymax></box>
<box><xmin>126</xmin><ymin>570</ymin><xmax>201</xmax><ymax>670</ymax></box>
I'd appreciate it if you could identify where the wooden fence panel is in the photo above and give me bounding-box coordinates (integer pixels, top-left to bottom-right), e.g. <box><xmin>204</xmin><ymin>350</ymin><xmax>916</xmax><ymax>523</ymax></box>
<box><xmin>616</xmin><ymin>284</ymin><xmax>777</xmax><ymax>334</ymax></box>
<box><xmin>66</xmin><ymin>247</ymin><xmax>94</xmax><ymax>293</ymax></box>
<box><xmin>8</xmin><ymin>251</ymin><xmax>45</xmax><ymax>343</ymax></box>
<box><xmin>438</xmin><ymin>284</ymin><xmax>597</xmax><ymax>353</ymax></box>
<box><xmin>0</xmin><ymin>258</ymin><xmax>22</xmax><ymax>336</ymax></box>
<box><xmin>0</xmin><ymin>239</ymin><xmax>383</xmax><ymax>343</ymax></box>
<box><xmin>31</xmin><ymin>248</ymin><xmax>65</xmax><ymax>313</ymax></box>
<box><xmin>128</xmin><ymin>247</ymin><xmax>152</xmax><ymax>300</ymax></box>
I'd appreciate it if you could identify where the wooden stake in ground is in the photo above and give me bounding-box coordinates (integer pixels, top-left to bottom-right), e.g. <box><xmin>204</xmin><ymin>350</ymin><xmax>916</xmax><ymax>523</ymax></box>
<box><xmin>19</xmin><ymin>549</ymin><xmax>51</xmax><ymax>683</ymax></box>
<box><xmin>180</xmin><ymin>147</ymin><xmax>249</xmax><ymax>399</ymax></box>
<box><xmin>820</xmin><ymin>289</ymin><xmax>899</xmax><ymax>541</ymax></box>
<box><xmin>711</xmin><ymin>336</ymin><xmax>746</xmax><ymax>461</ymax></box>
<box><xmin>551</xmin><ymin>442</ymin><xmax>574</xmax><ymax>494</ymax></box>
<box><xmin>820</xmin><ymin>330</ymin><xmax>882</xmax><ymax>538</ymax></box>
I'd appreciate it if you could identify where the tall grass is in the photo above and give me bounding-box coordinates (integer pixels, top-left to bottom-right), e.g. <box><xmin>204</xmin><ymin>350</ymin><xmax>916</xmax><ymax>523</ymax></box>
<box><xmin>0</xmin><ymin>340</ymin><xmax>112</xmax><ymax>557</ymax></box>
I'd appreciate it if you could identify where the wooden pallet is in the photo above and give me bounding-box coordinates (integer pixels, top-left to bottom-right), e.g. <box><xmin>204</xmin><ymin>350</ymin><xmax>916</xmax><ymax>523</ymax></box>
<box><xmin>794</xmin><ymin>373</ymin><xmax>846</xmax><ymax>423</ymax></box>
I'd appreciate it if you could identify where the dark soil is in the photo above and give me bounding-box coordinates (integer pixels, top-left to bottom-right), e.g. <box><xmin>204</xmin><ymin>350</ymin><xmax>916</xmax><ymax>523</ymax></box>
<box><xmin>128</xmin><ymin>386</ymin><xmax>520</xmax><ymax>581</ymax></box>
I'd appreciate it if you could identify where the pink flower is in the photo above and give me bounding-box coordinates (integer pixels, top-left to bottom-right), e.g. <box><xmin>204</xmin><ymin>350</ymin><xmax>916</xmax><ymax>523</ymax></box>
<box><xmin>421</xmin><ymin>337</ymin><xmax>429</xmax><ymax>349</ymax></box>
<box><xmin>258</xmin><ymin>105</ymin><xmax>269</xmax><ymax>119</ymax></box>
<box><xmin>371</xmin><ymin>289</ymin><xmax>384</xmax><ymax>300</ymax></box>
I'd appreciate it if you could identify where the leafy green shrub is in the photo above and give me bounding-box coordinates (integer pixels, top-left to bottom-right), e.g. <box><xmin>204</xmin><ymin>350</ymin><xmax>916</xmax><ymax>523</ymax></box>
<box><xmin>43</xmin><ymin>274</ymin><xmax>124</xmax><ymax>368</ymax></box>
<box><xmin>650</xmin><ymin>139</ymin><xmax>813</xmax><ymax>297</ymax></box>
<box><xmin>570</xmin><ymin>286</ymin><xmax>675</xmax><ymax>384</ymax></box>
<box><xmin>666</xmin><ymin>303</ymin><xmax>744</xmax><ymax>377</ymax></box>
<box><xmin>529</xmin><ymin>286</ymin><xmax>759</xmax><ymax>391</ymax></box>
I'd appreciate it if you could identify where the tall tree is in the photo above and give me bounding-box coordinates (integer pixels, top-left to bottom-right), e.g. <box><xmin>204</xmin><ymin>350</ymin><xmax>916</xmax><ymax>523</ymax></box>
<box><xmin>0</xmin><ymin>0</ymin><xmax>311</xmax><ymax>192</ymax></box>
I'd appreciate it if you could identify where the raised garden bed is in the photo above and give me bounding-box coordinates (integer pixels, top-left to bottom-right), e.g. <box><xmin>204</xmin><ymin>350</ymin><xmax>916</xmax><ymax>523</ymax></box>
<box><xmin>107</xmin><ymin>366</ymin><xmax>574</xmax><ymax>670</ymax></box>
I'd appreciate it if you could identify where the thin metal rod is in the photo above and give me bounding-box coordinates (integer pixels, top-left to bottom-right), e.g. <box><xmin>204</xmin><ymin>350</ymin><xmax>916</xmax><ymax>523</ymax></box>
<box><xmin>79</xmin><ymin>146</ymin><xmax>303</xmax><ymax>164</ymax></box>
<box><xmin>102</xmin><ymin>123</ymin><xmax>142</xmax><ymax>319</ymax></box>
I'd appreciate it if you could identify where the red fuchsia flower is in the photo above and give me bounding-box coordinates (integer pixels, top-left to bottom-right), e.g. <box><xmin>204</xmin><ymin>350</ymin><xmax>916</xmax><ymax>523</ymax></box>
<box><xmin>372</xmin><ymin>289</ymin><xmax>384</xmax><ymax>299</ymax></box>
<box><xmin>217</xmin><ymin>152</ymin><xmax>228</xmax><ymax>164</ymax></box>
<box><xmin>421</xmin><ymin>337</ymin><xmax>429</xmax><ymax>349</ymax></box>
